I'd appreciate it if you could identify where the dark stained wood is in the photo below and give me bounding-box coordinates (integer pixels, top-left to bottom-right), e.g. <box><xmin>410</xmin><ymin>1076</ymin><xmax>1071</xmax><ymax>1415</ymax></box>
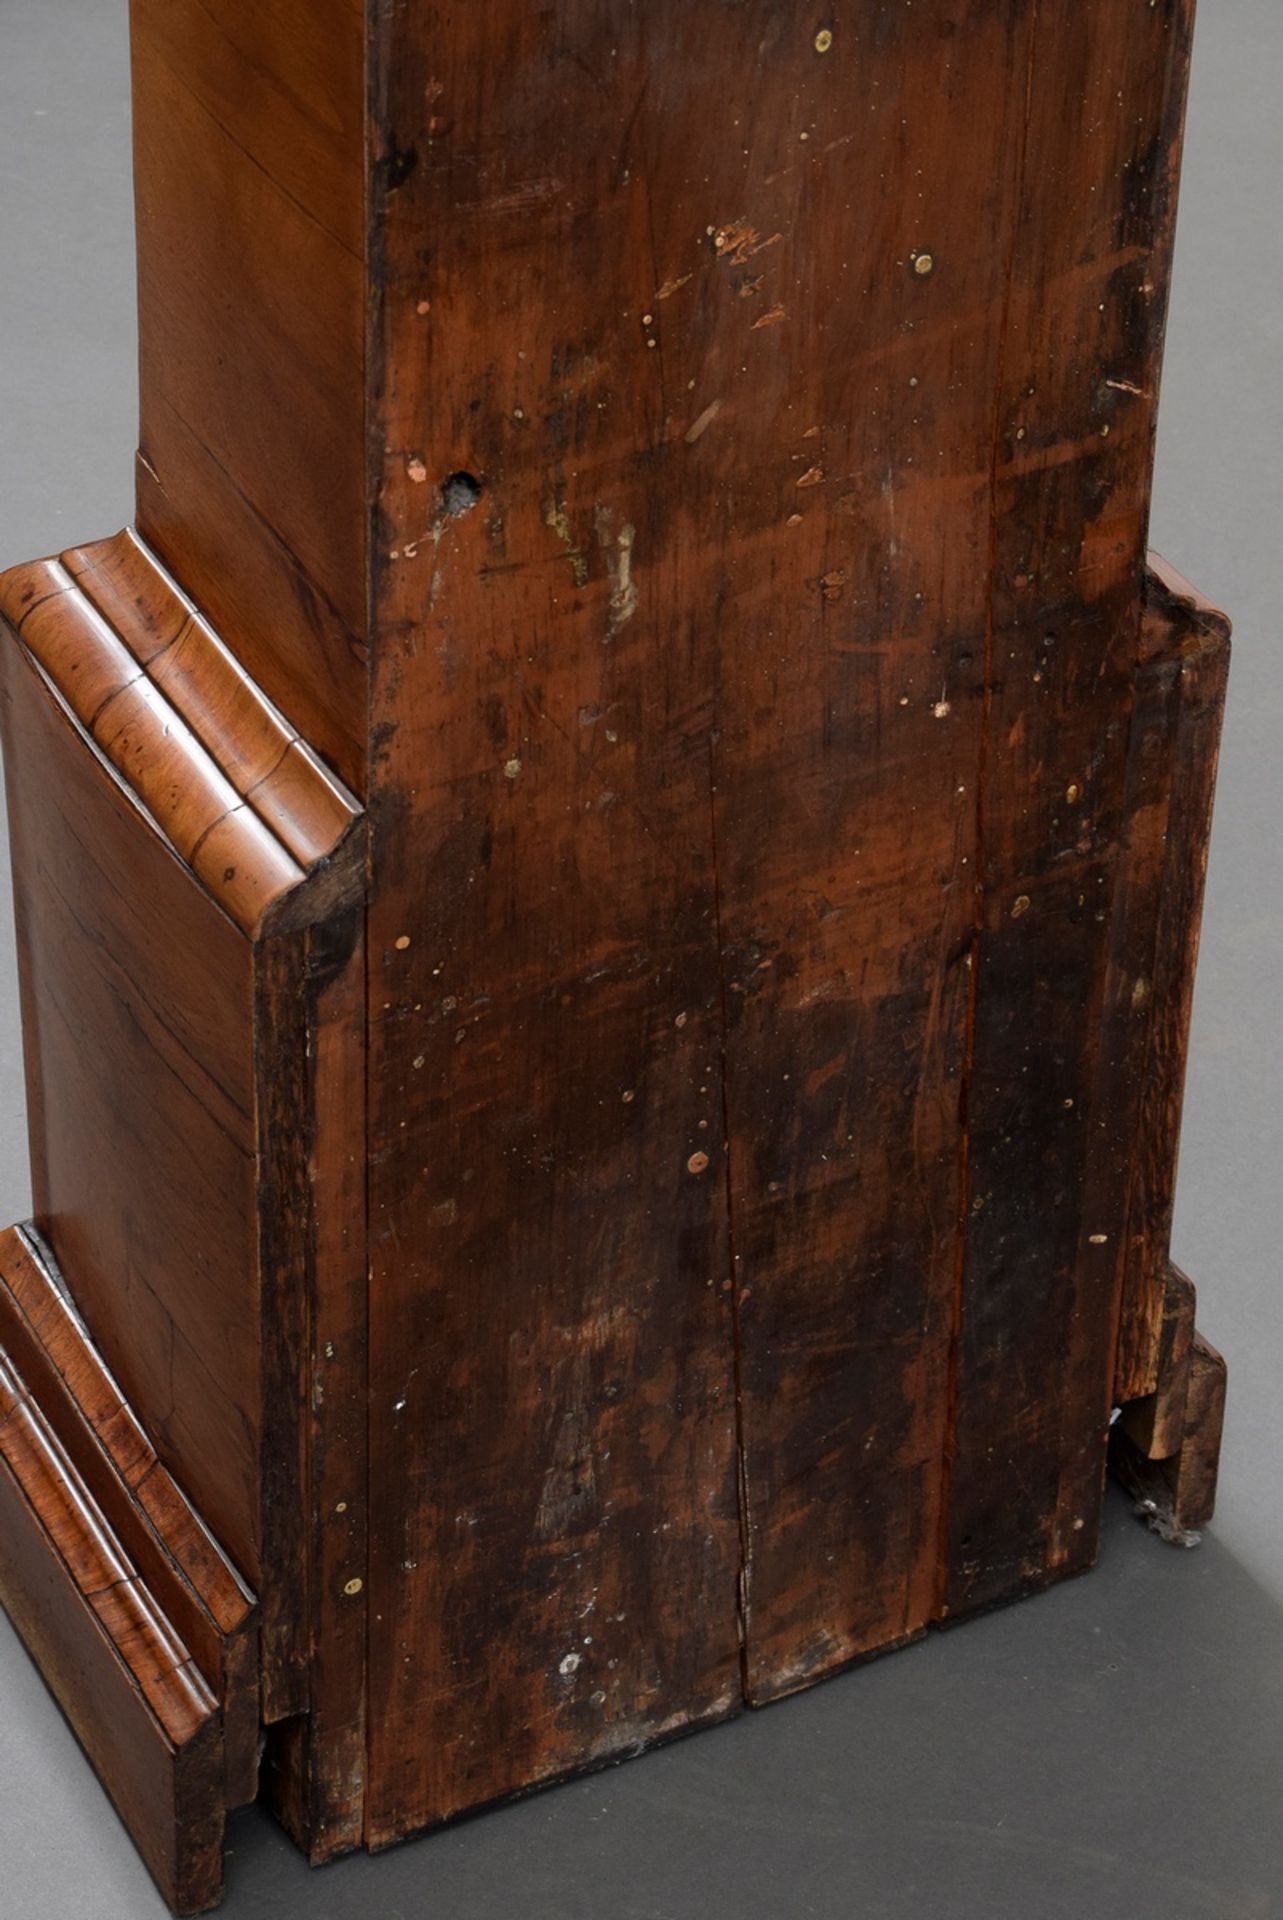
<box><xmin>0</xmin><ymin>610</ymin><xmax>265</xmax><ymax>1575</ymax></box>
<box><xmin>941</xmin><ymin>0</ymin><xmax>1200</xmax><ymax>1617</ymax></box>
<box><xmin>0</xmin><ymin>3</ymin><xmax>1232</xmax><ymax>1909</ymax></box>
<box><xmin>1111</xmin><ymin>1307</ymin><xmax>1227</xmax><ymax>1543</ymax></box>
<box><xmin>1118</xmin><ymin>1264</ymin><xmax>1198</xmax><ymax>1464</ymax></box>
<box><xmin>298</xmin><ymin>910</ymin><xmax>369</xmax><ymax>1854</ymax></box>
<box><xmin>366</xmin><ymin>4</ymin><xmax>783</xmax><ymax>1834</ymax></box>
<box><xmin>715</xmin><ymin>1</ymin><xmax>1025</xmax><ymax>1700</ymax></box>
<box><xmin>1114</xmin><ymin>561</ymin><xmax>1231</xmax><ymax>1401</ymax></box>
<box><xmin>260</xmin><ymin>905</ymin><xmax>369</xmax><ymax>1848</ymax></box>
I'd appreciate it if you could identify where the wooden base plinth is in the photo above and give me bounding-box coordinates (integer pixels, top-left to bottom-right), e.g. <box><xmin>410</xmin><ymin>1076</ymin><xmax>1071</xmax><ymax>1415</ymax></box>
<box><xmin>0</xmin><ymin>1225</ymin><xmax>255</xmax><ymax>1914</ymax></box>
<box><xmin>0</xmin><ymin>535</ymin><xmax>1232</xmax><ymax>1912</ymax></box>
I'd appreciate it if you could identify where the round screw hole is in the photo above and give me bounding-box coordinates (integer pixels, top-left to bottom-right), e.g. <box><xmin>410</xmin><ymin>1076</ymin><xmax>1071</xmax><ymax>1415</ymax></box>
<box><xmin>441</xmin><ymin>471</ymin><xmax>483</xmax><ymax>517</ymax></box>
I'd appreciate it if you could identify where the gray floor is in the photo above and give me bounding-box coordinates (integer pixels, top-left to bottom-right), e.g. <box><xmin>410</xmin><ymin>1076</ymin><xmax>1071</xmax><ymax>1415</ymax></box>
<box><xmin>0</xmin><ymin>2</ymin><xmax>1279</xmax><ymax>1914</ymax></box>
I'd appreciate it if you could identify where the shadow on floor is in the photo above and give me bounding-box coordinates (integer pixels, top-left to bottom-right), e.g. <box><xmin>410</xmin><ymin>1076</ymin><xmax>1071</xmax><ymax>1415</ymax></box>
<box><xmin>202</xmin><ymin>1486</ymin><xmax>1283</xmax><ymax>1920</ymax></box>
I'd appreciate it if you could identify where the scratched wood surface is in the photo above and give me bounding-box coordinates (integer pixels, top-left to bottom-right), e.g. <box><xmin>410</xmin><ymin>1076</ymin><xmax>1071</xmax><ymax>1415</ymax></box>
<box><xmin>364</xmin><ymin>0</ymin><xmax>1206</xmax><ymax>1823</ymax></box>
<box><xmin>0</xmin><ymin>1</ymin><xmax>1230</xmax><ymax>1905</ymax></box>
<box><xmin>941</xmin><ymin>0</ymin><xmax>1199</xmax><ymax>1618</ymax></box>
<box><xmin>1114</xmin><ymin>564</ymin><xmax>1231</xmax><ymax>1403</ymax></box>
<box><xmin>366</xmin><ymin>4</ymin><xmax>748</xmax><ymax>1830</ymax></box>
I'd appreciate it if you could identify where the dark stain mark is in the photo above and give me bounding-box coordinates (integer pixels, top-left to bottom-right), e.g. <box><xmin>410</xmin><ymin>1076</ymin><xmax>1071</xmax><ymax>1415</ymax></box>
<box><xmin>382</xmin><ymin>142</ymin><xmax>420</xmax><ymax>192</ymax></box>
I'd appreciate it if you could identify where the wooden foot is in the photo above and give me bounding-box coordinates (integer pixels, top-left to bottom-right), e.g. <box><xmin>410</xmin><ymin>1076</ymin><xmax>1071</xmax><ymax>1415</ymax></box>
<box><xmin>1110</xmin><ymin>1266</ymin><xmax>1227</xmax><ymax>1545</ymax></box>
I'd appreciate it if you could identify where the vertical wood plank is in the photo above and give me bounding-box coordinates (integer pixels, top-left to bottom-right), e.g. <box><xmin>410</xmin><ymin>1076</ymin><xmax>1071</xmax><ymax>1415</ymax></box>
<box><xmin>266</xmin><ymin>907</ymin><xmax>370</xmax><ymax>1858</ymax></box>
<box><xmin>714</xmin><ymin>1</ymin><xmax>1037</xmax><ymax>1700</ymax></box>
<box><xmin>363</xmin><ymin>1</ymin><xmax>763</xmax><ymax>1838</ymax></box>
<box><xmin>942</xmin><ymin>0</ymin><xmax>1198</xmax><ymax>1615</ymax></box>
<box><xmin>1114</xmin><ymin>571</ymin><xmax>1230</xmax><ymax>1401</ymax></box>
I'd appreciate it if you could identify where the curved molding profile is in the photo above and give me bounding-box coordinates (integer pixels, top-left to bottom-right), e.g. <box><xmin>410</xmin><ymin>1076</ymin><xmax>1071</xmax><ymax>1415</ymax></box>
<box><xmin>0</xmin><ymin>1222</ymin><xmax>258</xmax><ymax>1804</ymax></box>
<box><xmin>0</xmin><ymin>1223</ymin><xmax>256</xmax><ymax>1915</ymax></box>
<box><xmin>0</xmin><ymin>530</ymin><xmax>362</xmax><ymax>937</ymax></box>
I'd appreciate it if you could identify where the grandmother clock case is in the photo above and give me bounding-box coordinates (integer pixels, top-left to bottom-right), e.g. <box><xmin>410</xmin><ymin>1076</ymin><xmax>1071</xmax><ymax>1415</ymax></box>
<box><xmin>0</xmin><ymin>2</ymin><xmax>1229</xmax><ymax>1911</ymax></box>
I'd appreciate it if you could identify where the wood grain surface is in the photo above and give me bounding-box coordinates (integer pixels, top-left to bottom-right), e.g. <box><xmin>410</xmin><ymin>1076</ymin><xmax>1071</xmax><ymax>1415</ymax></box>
<box><xmin>0</xmin><ymin>1275</ymin><xmax>226</xmax><ymax>1914</ymax></box>
<box><xmin>0</xmin><ymin>1225</ymin><xmax>257</xmax><ymax>1805</ymax></box>
<box><xmin>364</xmin><ymin>0</ymin><xmax>1209</xmax><ymax>1827</ymax></box>
<box><xmin>0</xmin><ymin>1</ymin><xmax>1232</xmax><ymax>1904</ymax></box>
<box><xmin>130</xmin><ymin>0</ymin><xmax>368</xmax><ymax>791</ymax></box>
<box><xmin>1114</xmin><ymin>561</ymin><xmax>1231</xmax><ymax>1402</ymax></box>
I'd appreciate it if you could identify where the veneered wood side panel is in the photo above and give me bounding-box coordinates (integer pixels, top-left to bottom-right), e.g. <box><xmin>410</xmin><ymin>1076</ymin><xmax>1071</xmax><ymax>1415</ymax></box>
<box><xmin>130</xmin><ymin>0</ymin><xmax>367</xmax><ymax>791</ymax></box>
<box><xmin>132</xmin><ymin>0</ymin><xmax>364</xmax><ymax>260</ymax></box>
<box><xmin>364</xmin><ymin>1</ymin><xmax>749</xmax><ymax>1839</ymax></box>
<box><xmin>0</xmin><ymin>643</ymin><xmax>263</xmax><ymax>1583</ymax></box>
<box><xmin>943</xmin><ymin>0</ymin><xmax>1197</xmax><ymax>1614</ymax></box>
<box><xmin>710</xmin><ymin>1</ymin><xmax>1033</xmax><ymax>1701</ymax></box>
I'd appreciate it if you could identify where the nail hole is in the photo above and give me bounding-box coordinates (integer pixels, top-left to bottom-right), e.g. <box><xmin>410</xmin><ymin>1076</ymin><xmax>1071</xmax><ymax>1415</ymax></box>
<box><xmin>441</xmin><ymin>471</ymin><xmax>483</xmax><ymax>517</ymax></box>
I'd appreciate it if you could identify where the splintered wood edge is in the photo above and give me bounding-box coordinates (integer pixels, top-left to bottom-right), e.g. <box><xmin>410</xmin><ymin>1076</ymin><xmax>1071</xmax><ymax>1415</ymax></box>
<box><xmin>1144</xmin><ymin>552</ymin><xmax>1233</xmax><ymax>653</ymax></box>
<box><xmin>1110</xmin><ymin>1331</ymin><xmax>1227</xmax><ymax>1546</ymax></box>
<box><xmin>1112</xmin><ymin>1254</ymin><xmax>1227</xmax><ymax>1544</ymax></box>
<box><xmin>1118</xmin><ymin>1264</ymin><xmax>1196</xmax><ymax>1462</ymax></box>
<box><xmin>0</xmin><ymin>532</ymin><xmax>362</xmax><ymax>938</ymax></box>
<box><xmin>1112</xmin><ymin>562</ymin><xmax>1231</xmax><ymax>1410</ymax></box>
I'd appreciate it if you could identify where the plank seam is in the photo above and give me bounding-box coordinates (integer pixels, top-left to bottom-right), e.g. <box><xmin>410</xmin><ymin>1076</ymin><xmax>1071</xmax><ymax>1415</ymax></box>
<box><xmin>705</xmin><ymin>732</ymin><xmax>752</xmax><ymax>1698</ymax></box>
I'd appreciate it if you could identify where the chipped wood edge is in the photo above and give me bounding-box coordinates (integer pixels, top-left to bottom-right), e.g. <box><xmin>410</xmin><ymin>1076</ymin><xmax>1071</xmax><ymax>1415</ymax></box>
<box><xmin>1113</xmin><ymin>563</ymin><xmax>1231</xmax><ymax>1402</ymax></box>
<box><xmin>1113</xmin><ymin>1238</ymin><xmax>1226</xmax><ymax>1547</ymax></box>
